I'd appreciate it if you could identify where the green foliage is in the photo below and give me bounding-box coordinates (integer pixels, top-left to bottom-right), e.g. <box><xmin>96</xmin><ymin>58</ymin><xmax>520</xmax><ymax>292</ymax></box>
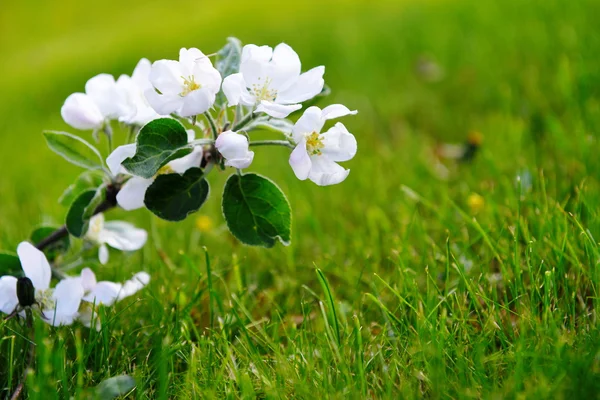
<box><xmin>144</xmin><ymin>168</ymin><xmax>210</xmax><ymax>221</ymax></box>
<box><xmin>93</xmin><ymin>375</ymin><xmax>135</xmax><ymax>399</ymax></box>
<box><xmin>43</xmin><ymin>131</ymin><xmax>104</xmax><ymax>170</ymax></box>
<box><xmin>244</xmin><ymin>116</ymin><xmax>293</xmax><ymax>136</ymax></box>
<box><xmin>222</xmin><ymin>173</ymin><xmax>291</xmax><ymax>247</ymax></box>
<box><xmin>122</xmin><ymin>118</ymin><xmax>192</xmax><ymax>179</ymax></box>
<box><xmin>215</xmin><ymin>37</ymin><xmax>242</xmax><ymax>107</ymax></box>
<box><xmin>65</xmin><ymin>187</ymin><xmax>104</xmax><ymax>238</ymax></box>
<box><xmin>59</xmin><ymin>170</ymin><xmax>105</xmax><ymax>207</ymax></box>
<box><xmin>0</xmin><ymin>251</ymin><xmax>21</xmax><ymax>276</ymax></box>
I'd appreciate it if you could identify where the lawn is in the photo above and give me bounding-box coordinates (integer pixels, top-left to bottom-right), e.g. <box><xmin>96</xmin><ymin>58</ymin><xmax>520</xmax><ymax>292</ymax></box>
<box><xmin>1</xmin><ymin>0</ymin><xmax>600</xmax><ymax>398</ymax></box>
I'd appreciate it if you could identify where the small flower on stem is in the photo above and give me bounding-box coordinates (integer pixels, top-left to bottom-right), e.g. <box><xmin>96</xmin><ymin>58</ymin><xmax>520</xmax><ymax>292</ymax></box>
<box><xmin>85</xmin><ymin>214</ymin><xmax>148</xmax><ymax>265</ymax></box>
<box><xmin>215</xmin><ymin>131</ymin><xmax>254</xmax><ymax>169</ymax></box>
<box><xmin>289</xmin><ymin>105</ymin><xmax>357</xmax><ymax>186</ymax></box>
<box><xmin>222</xmin><ymin>43</ymin><xmax>325</xmax><ymax>118</ymax></box>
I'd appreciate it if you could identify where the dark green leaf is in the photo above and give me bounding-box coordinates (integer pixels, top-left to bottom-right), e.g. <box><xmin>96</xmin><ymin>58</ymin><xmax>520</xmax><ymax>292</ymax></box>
<box><xmin>121</xmin><ymin>118</ymin><xmax>192</xmax><ymax>179</ymax></box>
<box><xmin>43</xmin><ymin>131</ymin><xmax>104</xmax><ymax>170</ymax></box>
<box><xmin>31</xmin><ymin>226</ymin><xmax>70</xmax><ymax>261</ymax></box>
<box><xmin>59</xmin><ymin>170</ymin><xmax>105</xmax><ymax>207</ymax></box>
<box><xmin>94</xmin><ymin>375</ymin><xmax>136</xmax><ymax>399</ymax></box>
<box><xmin>222</xmin><ymin>173</ymin><xmax>291</xmax><ymax>247</ymax></box>
<box><xmin>215</xmin><ymin>37</ymin><xmax>243</xmax><ymax>107</ymax></box>
<box><xmin>244</xmin><ymin>116</ymin><xmax>293</xmax><ymax>136</ymax></box>
<box><xmin>66</xmin><ymin>189</ymin><xmax>100</xmax><ymax>238</ymax></box>
<box><xmin>144</xmin><ymin>168</ymin><xmax>210</xmax><ymax>221</ymax></box>
<box><xmin>0</xmin><ymin>251</ymin><xmax>21</xmax><ymax>276</ymax></box>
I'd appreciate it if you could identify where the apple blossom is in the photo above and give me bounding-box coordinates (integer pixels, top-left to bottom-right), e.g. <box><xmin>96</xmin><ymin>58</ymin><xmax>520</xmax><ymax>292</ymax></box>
<box><xmin>215</xmin><ymin>131</ymin><xmax>254</xmax><ymax>169</ymax></box>
<box><xmin>0</xmin><ymin>242</ymin><xmax>84</xmax><ymax>326</ymax></box>
<box><xmin>289</xmin><ymin>105</ymin><xmax>357</xmax><ymax>186</ymax></box>
<box><xmin>85</xmin><ymin>214</ymin><xmax>148</xmax><ymax>265</ymax></box>
<box><xmin>116</xmin><ymin>58</ymin><xmax>166</xmax><ymax>126</ymax></box>
<box><xmin>145</xmin><ymin>48</ymin><xmax>222</xmax><ymax>117</ymax></box>
<box><xmin>106</xmin><ymin>129</ymin><xmax>203</xmax><ymax>210</ymax></box>
<box><xmin>222</xmin><ymin>43</ymin><xmax>325</xmax><ymax>118</ymax></box>
<box><xmin>61</xmin><ymin>74</ymin><xmax>129</xmax><ymax>131</ymax></box>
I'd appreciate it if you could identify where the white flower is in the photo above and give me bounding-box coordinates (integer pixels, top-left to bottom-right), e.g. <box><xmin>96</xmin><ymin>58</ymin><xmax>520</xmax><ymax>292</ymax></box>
<box><xmin>0</xmin><ymin>242</ymin><xmax>84</xmax><ymax>326</ymax></box>
<box><xmin>222</xmin><ymin>43</ymin><xmax>325</xmax><ymax>118</ymax></box>
<box><xmin>116</xmin><ymin>58</ymin><xmax>167</xmax><ymax>126</ymax></box>
<box><xmin>289</xmin><ymin>105</ymin><xmax>357</xmax><ymax>186</ymax></box>
<box><xmin>145</xmin><ymin>48</ymin><xmax>222</xmax><ymax>117</ymax></box>
<box><xmin>85</xmin><ymin>214</ymin><xmax>148</xmax><ymax>265</ymax></box>
<box><xmin>215</xmin><ymin>131</ymin><xmax>254</xmax><ymax>169</ymax></box>
<box><xmin>61</xmin><ymin>74</ymin><xmax>129</xmax><ymax>131</ymax></box>
<box><xmin>106</xmin><ymin>130</ymin><xmax>202</xmax><ymax>210</ymax></box>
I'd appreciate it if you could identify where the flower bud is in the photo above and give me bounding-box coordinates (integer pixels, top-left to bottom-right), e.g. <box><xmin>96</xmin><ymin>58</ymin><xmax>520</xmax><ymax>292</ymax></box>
<box><xmin>215</xmin><ymin>131</ymin><xmax>254</xmax><ymax>169</ymax></box>
<box><xmin>16</xmin><ymin>277</ymin><xmax>35</xmax><ymax>307</ymax></box>
<box><xmin>61</xmin><ymin>93</ymin><xmax>105</xmax><ymax>130</ymax></box>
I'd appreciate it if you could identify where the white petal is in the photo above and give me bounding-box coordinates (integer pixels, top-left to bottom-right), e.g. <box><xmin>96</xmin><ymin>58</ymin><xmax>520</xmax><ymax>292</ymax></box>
<box><xmin>308</xmin><ymin>156</ymin><xmax>350</xmax><ymax>186</ymax></box>
<box><xmin>149</xmin><ymin>60</ymin><xmax>183</xmax><ymax>95</ymax></box>
<box><xmin>61</xmin><ymin>93</ymin><xmax>105</xmax><ymax>130</ymax></box>
<box><xmin>215</xmin><ymin>131</ymin><xmax>254</xmax><ymax>168</ymax></box>
<box><xmin>168</xmin><ymin>146</ymin><xmax>203</xmax><ymax>174</ymax></box>
<box><xmin>222</xmin><ymin>73</ymin><xmax>249</xmax><ymax>106</ymax></box>
<box><xmin>17</xmin><ymin>242</ymin><xmax>51</xmax><ymax>291</ymax></box>
<box><xmin>120</xmin><ymin>272</ymin><xmax>151</xmax><ymax>299</ymax></box>
<box><xmin>276</xmin><ymin>66</ymin><xmax>325</xmax><ymax>104</ymax></box>
<box><xmin>240</xmin><ymin>45</ymin><xmax>273</xmax><ymax>87</ymax></box>
<box><xmin>99</xmin><ymin>244</ymin><xmax>109</xmax><ymax>265</ymax></box>
<box><xmin>83</xmin><ymin>281</ymin><xmax>122</xmax><ymax>306</ymax></box>
<box><xmin>320</xmin><ymin>122</ymin><xmax>357</xmax><ymax>162</ymax></box>
<box><xmin>101</xmin><ymin>221</ymin><xmax>148</xmax><ymax>251</ymax></box>
<box><xmin>193</xmin><ymin>62</ymin><xmax>222</xmax><ymax>93</ymax></box>
<box><xmin>85</xmin><ymin>73</ymin><xmax>127</xmax><ymax>118</ymax></box>
<box><xmin>224</xmin><ymin>152</ymin><xmax>254</xmax><ymax>169</ymax></box>
<box><xmin>179</xmin><ymin>88</ymin><xmax>215</xmax><ymax>117</ymax></box>
<box><xmin>186</xmin><ymin>129</ymin><xmax>196</xmax><ymax>142</ymax></box>
<box><xmin>0</xmin><ymin>276</ymin><xmax>18</xmax><ymax>314</ymax></box>
<box><xmin>131</xmin><ymin>58</ymin><xmax>153</xmax><ymax>90</ymax></box>
<box><xmin>321</xmin><ymin>104</ymin><xmax>358</xmax><ymax>120</ymax></box>
<box><xmin>80</xmin><ymin>268</ymin><xmax>97</xmax><ymax>292</ymax></box>
<box><xmin>289</xmin><ymin>140</ymin><xmax>312</xmax><ymax>180</ymax></box>
<box><xmin>144</xmin><ymin>88</ymin><xmax>183</xmax><ymax>116</ymax></box>
<box><xmin>106</xmin><ymin>144</ymin><xmax>137</xmax><ymax>176</ymax></box>
<box><xmin>292</xmin><ymin>106</ymin><xmax>325</xmax><ymax>142</ymax></box>
<box><xmin>255</xmin><ymin>101</ymin><xmax>301</xmax><ymax>119</ymax></box>
<box><xmin>241</xmin><ymin>44</ymin><xmax>273</xmax><ymax>64</ymax></box>
<box><xmin>45</xmin><ymin>278</ymin><xmax>84</xmax><ymax>326</ymax></box>
<box><xmin>269</xmin><ymin>43</ymin><xmax>302</xmax><ymax>91</ymax></box>
<box><xmin>116</xmin><ymin>177</ymin><xmax>153</xmax><ymax>211</ymax></box>
<box><xmin>180</xmin><ymin>48</ymin><xmax>213</xmax><ymax>73</ymax></box>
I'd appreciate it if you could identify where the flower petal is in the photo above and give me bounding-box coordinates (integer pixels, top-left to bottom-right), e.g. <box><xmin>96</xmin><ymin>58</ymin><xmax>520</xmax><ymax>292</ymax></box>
<box><xmin>83</xmin><ymin>281</ymin><xmax>122</xmax><ymax>306</ymax></box>
<box><xmin>101</xmin><ymin>221</ymin><xmax>148</xmax><ymax>251</ymax></box>
<box><xmin>144</xmin><ymin>88</ymin><xmax>183</xmax><ymax>116</ymax></box>
<box><xmin>321</xmin><ymin>104</ymin><xmax>358</xmax><ymax>120</ymax></box>
<box><xmin>149</xmin><ymin>60</ymin><xmax>183</xmax><ymax>95</ymax></box>
<box><xmin>179</xmin><ymin>88</ymin><xmax>215</xmax><ymax>117</ymax></box>
<box><xmin>99</xmin><ymin>244</ymin><xmax>109</xmax><ymax>265</ymax></box>
<box><xmin>255</xmin><ymin>101</ymin><xmax>301</xmax><ymax>119</ymax></box>
<box><xmin>320</xmin><ymin>122</ymin><xmax>357</xmax><ymax>162</ymax></box>
<box><xmin>116</xmin><ymin>177</ymin><xmax>153</xmax><ymax>211</ymax></box>
<box><xmin>131</xmin><ymin>58</ymin><xmax>153</xmax><ymax>90</ymax></box>
<box><xmin>308</xmin><ymin>156</ymin><xmax>350</xmax><ymax>186</ymax></box>
<box><xmin>215</xmin><ymin>131</ymin><xmax>254</xmax><ymax>169</ymax></box>
<box><xmin>193</xmin><ymin>62</ymin><xmax>222</xmax><ymax>94</ymax></box>
<box><xmin>168</xmin><ymin>146</ymin><xmax>203</xmax><ymax>174</ymax></box>
<box><xmin>85</xmin><ymin>73</ymin><xmax>126</xmax><ymax>118</ymax></box>
<box><xmin>223</xmin><ymin>73</ymin><xmax>253</xmax><ymax>106</ymax></box>
<box><xmin>292</xmin><ymin>106</ymin><xmax>325</xmax><ymax>142</ymax></box>
<box><xmin>80</xmin><ymin>268</ymin><xmax>97</xmax><ymax>292</ymax></box>
<box><xmin>289</xmin><ymin>140</ymin><xmax>312</xmax><ymax>180</ymax></box>
<box><xmin>120</xmin><ymin>272</ymin><xmax>151</xmax><ymax>299</ymax></box>
<box><xmin>45</xmin><ymin>278</ymin><xmax>84</xmax><ymax>326</ymax></box>
<box><xmin>269</xmin><ymin>43</ymin><xmax>302</xmax><ymax>91</ymax></box>
<box><xmin>106</xmin><ymin>144</ymin><xmax>137</xmax><ymax>176</ymax></box>
<box><xmin>17</xmin><ymin>242</ymin><xmax>51</xmax><ymax>290</ymax></box>
<box><xmin>61</xmin><ymin>93</ymin><xmax>105</xmax><ymax>130</ymax></box>
<box><xmin>276</xmin><ymin>66</ymin><xmax>324</xmax><ymax>104</ymax></box>
<box><xmin>0</xmin><ymin>276</ymin><xmax>18</xmax><ymax>315</ymax></box>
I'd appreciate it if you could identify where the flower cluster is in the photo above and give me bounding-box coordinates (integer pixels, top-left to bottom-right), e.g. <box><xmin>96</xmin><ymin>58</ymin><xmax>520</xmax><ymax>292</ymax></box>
<box><xmin>0</xmin><ymin>242</ymin><xmax>149</xmax><ymax>328</ymax></box>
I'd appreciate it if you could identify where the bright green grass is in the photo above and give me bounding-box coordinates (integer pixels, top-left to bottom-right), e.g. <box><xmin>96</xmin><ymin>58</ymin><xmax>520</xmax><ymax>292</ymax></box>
<box><xmin>2</xmin><ymin>0</ymin><xmax>600</xmax><ymax>398</ymax></box>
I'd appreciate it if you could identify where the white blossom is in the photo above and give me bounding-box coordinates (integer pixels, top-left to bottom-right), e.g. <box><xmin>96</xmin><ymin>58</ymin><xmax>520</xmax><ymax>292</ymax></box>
<box><xmin>145</xmin><ymin>48</ymin><xmax>222</xmax><ymax>117</ymax></box>
<box><xmin>85</xmin><ymin>214</ymin><xmax>148</xmax><ymax>264</ymax></box>
<box><xmin>222</xmin><ymin>43</ymin><xmax>324</xmax><ymax>118</ymax></box>
<box><xmin>289</xmin><ymin>105</ymin><xmax>357</xmax><ymax>186</ymax></box>
<box><xmin>215</xmin><ymin>131</ymin><xmax>254</xmax><ymax>169</ymax></box>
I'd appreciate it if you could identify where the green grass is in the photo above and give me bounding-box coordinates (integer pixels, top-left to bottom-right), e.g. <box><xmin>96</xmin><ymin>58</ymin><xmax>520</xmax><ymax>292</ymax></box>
<box><xmin>2</xmin><ymin>0</ymin><xmax>600</xmax><ymax>398</ymax></box>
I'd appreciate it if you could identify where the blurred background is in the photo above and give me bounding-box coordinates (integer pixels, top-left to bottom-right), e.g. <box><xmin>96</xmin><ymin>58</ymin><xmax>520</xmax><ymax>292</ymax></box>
<box><xmin>1</xmin><ymin>0</ymin><xmax>600</xmax><ymax>299</ymax></box>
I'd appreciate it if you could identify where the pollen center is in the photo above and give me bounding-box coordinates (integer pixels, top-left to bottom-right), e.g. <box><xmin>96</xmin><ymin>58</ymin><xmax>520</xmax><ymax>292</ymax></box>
<box><xmin>305</xmin><ymin>131</ymin><xmax>325</xmax><ymax>156</ymax></box>
<box><xmin>36</xmin><ymin>289</ymin><xmax>55</xmax><ymax>311</ymax></box>
<box><xmin>251</xmin><ymin>77</ymin><xmax>278</xmax><ymax>102</ymax></box>
<box><xmin>181</xmin><ymin>75</ymin><xmax>201</xmax><ymax>96</ymax></box>
<box><xmin>157</xmin><ymin>165</ymin><xmax>175</xmax><ymax>176</ymax></box>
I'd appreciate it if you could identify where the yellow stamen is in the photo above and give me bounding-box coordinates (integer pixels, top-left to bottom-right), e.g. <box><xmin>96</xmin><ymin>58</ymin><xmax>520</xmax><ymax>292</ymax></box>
<box><xmin>251</xmin><ymin>77</ymin><xmax>277</xmax><ymax>102</ymax></box>
<box><xmin>181</xmin><ymin>76</ymin><xmax>201</xmax><ymax>96</ymax></box>
<box><xmin>305</xmin><ymin>131</ymin><xmax>325</xmax><ymax>156</ymax></box>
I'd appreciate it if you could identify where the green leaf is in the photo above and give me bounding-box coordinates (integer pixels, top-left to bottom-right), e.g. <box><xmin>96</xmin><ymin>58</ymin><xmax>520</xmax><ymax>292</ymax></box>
<box><xmin>94</xmin><ymin>375</ymin><xmax>136</xmax><ymax>399</ymax></box>
<box><xmin>0</xmin><ymin>251</ymin><xmax>21</xmax><ymax>276</ymax></box>
<box><xmin>222</xmin><ymin>173</ymin><xmax>291</xmax><ymax>247</ymax></box>
<box><xmin>144</xmin><ymin>168</ymin><xmax>210</xmax><ymax>221</ymax></box>
<box><xmin>66</xmin><ymin>186</ymin><xmax>105</xmax><ymax>238</ymax></box>
<box><xmin>59</xmin><ymin>170</ymin><xmax>105</xmax><ymax>207</ymax></box>
<box><xmin>244</xmin><ymin>116</ymin><xmax>294</xmax><ymax>136</ymax></box>
<box><xmin>215</xmin><ymin>37</ymin><xmax>242</xmax><ymax>107</ymax></box>
<box><xmin>31</xmin><ymin>226</ymin><xmax>70</xmax><ymax>261</ymax></box>
<box><xmin>43</xmin><ymin>131</ymin><xmax>105</xmax><ymax>170</ymax></box>
<box><xmin>121</xmin><ymin>118</ymin><xmax>192</xmax><ymax>179</ymax></box>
